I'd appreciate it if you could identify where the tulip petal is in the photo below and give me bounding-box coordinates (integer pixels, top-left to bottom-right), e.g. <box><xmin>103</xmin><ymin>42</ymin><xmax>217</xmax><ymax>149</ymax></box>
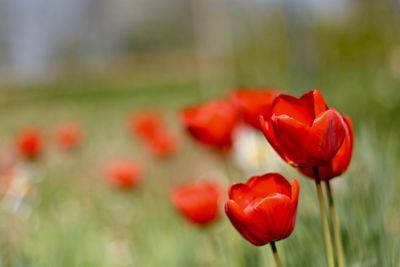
<box><xmin>309</xmin><ymin>109</ymin><xmax>347</xmax><ymax>164</ymax></box>
<box><xmin>272</xmin><ymin>109</ymin><xmax>346</xmax><ymax>166</ymax></box>
<box><xmin>344</xmin><ymin>116</ymin><xmax>354</xmax><ymax>149</ymax></box>
<box><xmin>290</xmin><ymin>179</ymin><xmax>300</xmax><ymax>205</ymax></box>
<box><xmin>259</xmin><ymin>115</ymin><xmax>288</xmax><ymax>163</ymax></box>
<box><xmin>229</xmin><ymin>183</ymin><xmax>254</xmax><ymax>209</ymax></box>
<box><xmin>326</xmin><ymin>116</ymin><xmax>353</xmax><ymax>176</ymax></box>
<box><xmin>172</xmin><ymin>182</ymin><xmax>222</xmax><ymax>225</ymax></box>
<box><xmin>247</xmin><ymin>173</ymin><xmax>292</xmax><ymax>198</ymax></box>
<box><xmin>230</xmin><ymin>89</ymin><xmax>278</xmax><ymax>129</ymax></box>
<box><xmin>229</xmin><ymin>173</ymin><xmax>292</xmax><ymax>209</ymax></box>
<box><xmin>225</xmin><ymin>200</ymin><xmax>268</xmax><ymax>246</ymax></box>
<box><xmin>300</xmin><ymin>90</ymin><xmax>328</xmax><ymax>117</ymax></box>
<box><xmin>180</xmin><ymin>101</ymin><xmax>238</xmax><ymax>149</ymax></box>
<box><xmin>245</xmin><ymin>194</ymin><xmax>295</xmax><ymax>245</ymax></box>
<box><xmin>271</xmin><ymin>114</ymin><xmax>310</xmax><ymax>166</ymax></box>
<box><xmin>298</xmin><ymin>115</ymin><xmax>353</xmax><ymax>180</ymax></box>
<box><xmin>272</xmin><ymin>95</ymin><xmax>314</xmax><ymax>126</ymax></box>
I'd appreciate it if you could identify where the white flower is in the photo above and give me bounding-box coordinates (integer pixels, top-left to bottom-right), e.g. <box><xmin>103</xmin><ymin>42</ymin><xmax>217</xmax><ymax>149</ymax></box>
<box><xmin>232</xmin><ymin>126</ymin><xmax>286</xmax><ymax>175</ymax></box>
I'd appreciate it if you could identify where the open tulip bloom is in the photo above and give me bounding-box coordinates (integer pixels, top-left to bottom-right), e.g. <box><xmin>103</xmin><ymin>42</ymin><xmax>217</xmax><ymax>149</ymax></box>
<box><xmin>260</xmin><ymin>90</ymin><xmax>352</xmax><ymax>267</ymax></box>
<box><xmin>225</xmin><ymin>173</ymin><xmax>299</xmax><ymax>267</ymax></box>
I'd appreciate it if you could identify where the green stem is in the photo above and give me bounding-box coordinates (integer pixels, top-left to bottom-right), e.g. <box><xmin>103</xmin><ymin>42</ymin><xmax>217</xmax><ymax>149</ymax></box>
<box><xmin>313</xmin><ymin>167</ymin><xmax>335</xmax><ymax>267</ymax></box>
<box><xmin>270</xmin><ymin>241</ymin><xmax>283</xmax><ymax>267</ymax></box>
<box><xmin>325</xmin><ymin>181</ymin><xmax>346</xmax><ymax>267</ymax></box>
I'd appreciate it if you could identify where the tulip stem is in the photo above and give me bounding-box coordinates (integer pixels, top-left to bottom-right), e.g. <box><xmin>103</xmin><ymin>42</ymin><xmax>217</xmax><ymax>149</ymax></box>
<box><xmin>313</xmin><ymin>167</ymin><xmax>335</xmax><ymax>267</ymax></box>
<box><xmin>325</xmin><ymin>181</ymin><xmax>346</xmax><ymax>267</ymax></box>
<box><xmin>270</xmin><ymin>241</ymin><xmax>283</xmax><ymax>267</ymax></box>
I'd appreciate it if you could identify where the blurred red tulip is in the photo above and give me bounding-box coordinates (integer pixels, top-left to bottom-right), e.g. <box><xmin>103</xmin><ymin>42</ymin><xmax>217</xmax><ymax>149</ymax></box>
<box><xmin>299</xmin><ymin>116</ymin><xmax>354</xmax><ymax>181</ymax></box>
<box><xmin>55</xmin><ymin>122</ymin><xmax>84</xmax><ymax>151</ymax></box>
<box><xmin>172</xmin><ymin>181</ymin><xmax>222</xmax><ymax>226</ymax></box>
<box><xmin>146</xmin><ymin>131</ymin><xmax>178</xmax><ymax>157</ymax></box>
<box><xmin>106</xmin><ymin>161</ymin><xmax>144</xmax><ymax>189</ymax></box>
<box><xmin>16</xmin><ymin>128</ymin><xmax>43</xmax><ymax>160</ymax></box>
<box><xmin>225</xmin><ymin>173</ymin><xmax>299</xmax><ymax>246</ymax></box>
<box><xmin>131</xmin><ymin>113</ymin><xmax>160</xmax><ymax>139</ymax></box>
<box><xmin>130</xmin><ymin>112</ymin><xmax>178</xmax><ymax>157</ymax></box>
<box><xmin>260</xmin><ymin>90</ymin><xmax>347</xmax><ymax>167</ymax></box>
<box><xmin>230</xmin><ymin>88</ymin><xmax>279</xmax><ymax>129</ymax></box>
<box><xmin>180</xmin><ymin>100</ymin><xmax>239</xmax><ymax>150</ymax></box>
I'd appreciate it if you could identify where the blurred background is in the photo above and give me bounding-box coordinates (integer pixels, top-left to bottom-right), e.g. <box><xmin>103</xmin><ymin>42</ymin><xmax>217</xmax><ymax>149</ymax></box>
<box><xmin>0</xmin><ymin>0</ymin><xmax>399</xmax><ymax>266</ymax></box>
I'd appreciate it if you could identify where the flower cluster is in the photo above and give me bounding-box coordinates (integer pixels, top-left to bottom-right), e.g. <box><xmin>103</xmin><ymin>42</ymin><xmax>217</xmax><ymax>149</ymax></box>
<box><xmin>1</xmin><ymin>88</ymin><xmax>353</xmax><ymax>267</ymax></box>
<box><xmin>178</xmin><ymin>88</ymin><xmax>353</xmax><ymax>267</ymax></box>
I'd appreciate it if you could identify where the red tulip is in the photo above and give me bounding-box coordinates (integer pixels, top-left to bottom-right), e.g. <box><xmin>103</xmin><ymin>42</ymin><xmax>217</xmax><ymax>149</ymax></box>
<box><xmin>225</xmin><ymin>173</ymin><xmax>299</xmax><ymax>246</ymax></box>
<box><xmin>230</xmin><ymin>88</ymin><xmax>279</xmax><ymax>129</ymax></box>
<box><xmin>259</xmin><ymin>90</ymin><xmax>347</xmax><ymax>167</ymax></box>
<box><xmin>106</xmin><ymin>161</ymin><xmax>144</xmax><ymax>189</ymax></box>
<box><xmin>298</xmin><ymin>116</ymin><xmax>353</xmax><ymax>181</ymax></box>
<box><xmin>146</xmin><ymin>132</ymin><xmax>178</xmax><ymax>157</ymax></box>
<box><xmin>16</xmin><ymin>128</ymin><xmax>43</xmax><ymax>160</ymax></box>
<box><xmin>180</xmin><ymin>100</ymin><xmax>239</xmax><ymax>150</ymax></box>
<box><xmin>171</xmin><ymin>181</ymin><xmax>222</xmax><ymax>226</ymax></box>
<box><xmin>130</xmin><ymin>112</ymin><xmax>178</xmax><ymax>157</ymax></box>
<box><xmin>55</xmin><ymin>122</ymin><xmax>84</xmax><ymax>151</ymax></box>
<box><xmin>131</xmin><ymin>113</ymin><xmax>160</xmax><ymax>140</ymax></box>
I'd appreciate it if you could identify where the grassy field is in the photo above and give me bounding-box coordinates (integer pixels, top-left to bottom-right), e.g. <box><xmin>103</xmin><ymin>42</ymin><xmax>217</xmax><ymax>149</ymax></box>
<box><xmin>0</xmin><ymin>74</ymin><xmax>399</xmax><ymax>267</ymax></box>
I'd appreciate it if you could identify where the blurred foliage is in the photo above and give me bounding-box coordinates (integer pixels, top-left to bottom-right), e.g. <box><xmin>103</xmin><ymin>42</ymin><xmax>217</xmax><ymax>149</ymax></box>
<box><xmin>0</xmin><ymin>0</ymin><xmax>400</xmax><ymax>266</ymax></box>
<box><xmin>0</xmin><ymin>78</ymin><xmax>399</xmax><ymax>266</ymax></box>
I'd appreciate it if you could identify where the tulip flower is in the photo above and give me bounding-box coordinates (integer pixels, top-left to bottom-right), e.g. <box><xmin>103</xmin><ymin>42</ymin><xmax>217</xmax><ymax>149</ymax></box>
<box><xmin>260</xmin><ymin>90</ymin><xmax>347</xmax><ymax>168</ymax></box>
<box><xmin>298</xmin><ymin>116</ymin><xmax>353</xmax><ymax>267</ymax></box>
<box><xmin>146</xmin><ymin>131</ymin><xmax>178</xmax><ymax>157</ymax></box>
<box><xmin>230</xmin><ymin>88</ymin><xmax>278</xmax><ymax>129</ymax></box>
<box><xmin>298</xmin><ymin>116</ymin><xmax>353</xmax><ymax>181</ymax></box>
<box><xmin>130</xmin><ymin>112</ymin><xmax>178</xmax><ymax>157</ymax></box>
<box><xmin>180</xmin><ymin>100</ymin><xmax>239</xmax><ymax>150</ymax></box>
<box><xmin>171</xmin><ymin>181</ymin><xmax>222</xmax><ymax>226</ymax></box>
<box><xmin>16</xmin><ymin>128</ymin><xmax>43</xmax><ymax>160</ymax></box>
<box><xmin>55</xmin><ymin>121</ymin><xmax>84</xmax><ymax>151</ymax></box>
<box><xmin>106</xmin><ymin>161</ymin><xmax>144</xmax><ymax>189</ymax></box>
<box><xmin>130</xmin><ymin>112</ymin><xmax>161</xmax><ymax>139</ymax></box>
<box><xmin>225</xmin><ymin>173</ymin><xmax>298</xmax><ymax>267</ymax></box>
<box><xmin>260</xmin><ymin>90</ymin><xmax>350</xmax><ymax>267</ymax></box>
<box><xmin>225</xmin><ymin>173</ymin><xmax>299</xmax><ymax>246</ymax></box>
